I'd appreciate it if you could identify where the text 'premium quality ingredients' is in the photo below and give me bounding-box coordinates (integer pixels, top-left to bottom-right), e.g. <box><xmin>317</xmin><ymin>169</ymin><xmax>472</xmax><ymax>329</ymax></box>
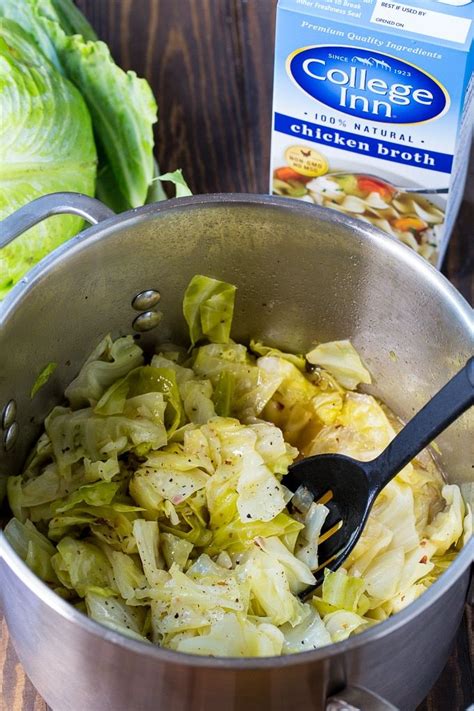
<box><xmin>271</xmin><ymin>0</ymin><xmax>473</xmax><ymax>265</ymax></box>
<box><xmin>4</xmin><ymin>276</ymin><xmax>471</xmax><ymax>657</ymax></box>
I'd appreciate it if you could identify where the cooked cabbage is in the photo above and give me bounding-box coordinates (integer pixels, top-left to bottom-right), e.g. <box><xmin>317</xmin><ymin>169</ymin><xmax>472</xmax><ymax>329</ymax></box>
<box><xmin>5</xmin><ymin>275</ymin><xmax>470</xmax><ymax>657</ymax></box>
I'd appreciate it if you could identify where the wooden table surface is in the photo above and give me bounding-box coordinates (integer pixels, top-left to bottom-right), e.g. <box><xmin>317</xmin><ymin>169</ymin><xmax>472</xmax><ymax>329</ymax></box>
<box><xmin>1</xmin><ymin>1</ymin><xmax>472</xmax><ymax>709</ymax></box>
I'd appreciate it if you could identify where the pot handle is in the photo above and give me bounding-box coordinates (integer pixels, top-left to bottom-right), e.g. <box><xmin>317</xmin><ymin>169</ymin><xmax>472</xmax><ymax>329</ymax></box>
<box><xmin>0</xmin><ymin>192</ymin><xmax>115</xmax><ymax>249</ymax></box>
<box><xmin>326</xmin><ymin>685</ymin><xmax>399</xmax><ymax>711</ymax></box>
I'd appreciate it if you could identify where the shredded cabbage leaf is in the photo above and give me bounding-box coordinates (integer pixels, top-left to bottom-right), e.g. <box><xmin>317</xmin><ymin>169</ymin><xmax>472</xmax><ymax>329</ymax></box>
<box><xmin>5</xmin><ymin>275</ymin><xmax>470</xmax><ymax>657</ymax></box>
<box><xmin>183</xmin><ymin>275</ymin><xmax>236</xmax><ymax>347</ymax></box>
<box><xmin>30</xmin><ymin>362</ymin><xmax>58</xmax><ymax>398</ymax></box>
<box><xmin>306</xmin><ymin>340</ymin><xmax>371</xmax><ymax>390</ymax></box>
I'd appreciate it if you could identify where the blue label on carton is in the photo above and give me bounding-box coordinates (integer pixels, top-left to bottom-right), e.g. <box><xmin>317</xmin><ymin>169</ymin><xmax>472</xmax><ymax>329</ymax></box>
<box><xmin>271</xmin><ymin>0</ymin><xmax>473</xmax><ymax>268</ymax></box>
<box><xmin>288</xmin><ymin>46</ymin><xmax>449</xmax><ymax>124</ymax></box>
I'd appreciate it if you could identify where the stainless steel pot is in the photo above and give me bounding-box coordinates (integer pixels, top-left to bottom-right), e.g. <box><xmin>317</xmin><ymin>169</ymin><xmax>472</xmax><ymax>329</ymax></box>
<box><xmin>0</xmin><ymin>192</ymin><xmax>472</xmax><ymax>711</ymax></box>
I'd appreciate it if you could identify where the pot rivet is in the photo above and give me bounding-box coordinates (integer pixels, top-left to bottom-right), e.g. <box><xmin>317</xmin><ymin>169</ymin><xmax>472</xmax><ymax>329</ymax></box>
<box><xmin>1</xmin><ymin>399</ymin><xmax>17</xmax><ymax>430</ymax></box>
<box><xmin>3</xmin><ymin>422</ymin><xmax>19</xmax><ymax>451</ymax></box>
<box><xmin>132</xmin><ymin>290</ymin><xmax>161</xmax><ymax>311</ymax></box>
<box><xmin>133</xmin><ymin>311</ymin><xmax>163</xmax><ymax>332</ymax></box>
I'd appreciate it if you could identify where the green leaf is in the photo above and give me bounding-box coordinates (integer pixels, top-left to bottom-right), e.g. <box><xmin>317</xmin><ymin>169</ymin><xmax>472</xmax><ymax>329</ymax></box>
<box><xmin>250</xmin><ymin>340</ymin><xmax>306</xmax><ymax>370</ymax></box>
<box><xmin>48</xmin><ymin>0</ymin><xmax>97</xmax><ymax>40</ymax></box>
<box><xmin>213</xmin><ymin>371</ymin><xmax>235</xmax><ymax>417</ymax></box>
<box><xmin>53</xmin><ymin>481</ymin><xmax>120</xmax><ymax>513</ymax></box>
<box><xmin>161</xmin><ymin>532</ymin><xmax>193</xmax><ymax>570</ymax></box>
<box><xmin>281</xmin><ymin>607</ymin><xmax>331</xmax><ymax>653</ymax></box>
<box><xmin>311</xmin><ymin>569</ymin><xmax>368</xmax><ymax>616</ymax></box>
<box><xmin>0</xmin><ymin>18</ymin><xmax>96</xmax><ymax>299</ymax></box>
<box><xmin>52</xmin><ymin>536</ymin><xmax>113</xmax><ymax>596</ymax></box>
<box><xmin>41</xmin><ymin>21</ymin><xmax>157</xmax><ymax>208</ymax></box>
<box><xmin>4</xmin><ymin>518</ymin><xmax>59</xmax><ymax>583</ymax></box>
<box><xmin>154</xmin><ymin>169</ymin><xmax>192</xmax><ymax>198</ymax></box>
<box><xmin>0</xmin><ymin>0</ymin><xmax>64</xmax><ymax>69</ymax></box>
<box><xmin>95</xmin><ymin>365</ymin><xmax>184</xmax><ymax>436</ymax></box>
<box><xmin>46</xmin><ymin>403</ymin><xmax>167</xmax><ymax>475</ymax></box>
<box><xmin>107</xmin><ymin>549</ymin><xmax>147</xmax><ymax>603</ymax></box>
<box><xmin>85</xmin><ymin>592</ymin><xmax>149</xmax><ymax>641</ymax></box>
<box><xmin>183</xmin><ymin>275</ymin><xmax>236</xmax><ymax>347</ymax></box>
<box><xmin>31</xmin><ymin>362</ymin><xmax>58</xmax><ymax>398</ymax></box>
<box><xmin>306</xmin><ymin>340</ymin><xmax>371</xmax><ymax>390</ymax></box>
<box><xmin>65</xmin><ymin>335</ymin><xmax>144</xmax><ymax>409</ymax></box>
<box><xmin>132</xmin><ymin>519</ymin><xmax>166</xmax><ymax>587</ymax></box>
<box><xmin>193</xmin><ymin>344</ymin><xmax>284</xmax><ymax>419</ymax></box>
<box><xmin>0</xmin><ymin>0</ymin><xmax>158</xmax><ymax>211</ymax></box>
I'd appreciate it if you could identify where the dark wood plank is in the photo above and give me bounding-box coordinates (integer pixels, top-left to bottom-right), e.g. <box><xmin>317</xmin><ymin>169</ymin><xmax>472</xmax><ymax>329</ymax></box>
<box><xmin>0</xmin><ymin>616</ymin><xmax>47</xmax><ymax>711</ymax></box>
<box><xmin>1</xmin><ymin>1</ymin><xmax>472</xmax><ymax>709</ymax></box>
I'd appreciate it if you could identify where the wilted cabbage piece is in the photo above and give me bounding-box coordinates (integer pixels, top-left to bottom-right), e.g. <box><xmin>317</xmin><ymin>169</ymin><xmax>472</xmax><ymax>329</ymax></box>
<box><xmin>250</xmin><ymin>340</ymin><xmax>306</xmax><ymax>370</ymax></box>
<box><xmin>4</xmin><ymin>518</ymin><xmax>59</xmax><ymax>583</ymax></box>
<box><xmin>30</xmin><ymin>362</ymin><xmax>58</xmax><ymax>398</ymax></box>
<box><xmin>183</xmin><ymin>275</ymin><xmax>237</xmax><ymax>346</ymax></box>
<box><xmin>65</xmin><ymin>335</ymin><xmax>144</xmax><ymax>409</ymax></box>
<box><xmin>4</xmin><ymin>275</ymin><xmax>470</xmax><ymax>657</ymax></box>
<box><xmin>0</xmin><ymin>19</ymin><xmax>97</xmax><ymax>298</ymax></box>
<box><xmin>306</xmin><ymin>340</ymin><xmax>372</xmax><ymax>390</ymax></box>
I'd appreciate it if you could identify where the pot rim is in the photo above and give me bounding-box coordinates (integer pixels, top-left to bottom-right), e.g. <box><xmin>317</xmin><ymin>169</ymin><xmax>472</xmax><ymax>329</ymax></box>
<box><xmin>1</xmin><ymin>192</ymin><xmax>472</xmax><ymax>326</ymax></box>
<box><xmin>1</xmin><ymin>531</ymin><xmax>472</xmax><ymax>668</ymax></box>
<box><xmin>1</xmin><ymin>192</ymin><xmax>472</xmax><ymax>669</ymax></box>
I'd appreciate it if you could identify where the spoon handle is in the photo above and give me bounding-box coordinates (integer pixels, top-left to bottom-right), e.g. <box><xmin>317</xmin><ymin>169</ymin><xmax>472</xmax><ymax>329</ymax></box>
<box><xmin>366</xmin><ymin>357</ymin><xmax>474</xmax><ymax>492</ymax></box>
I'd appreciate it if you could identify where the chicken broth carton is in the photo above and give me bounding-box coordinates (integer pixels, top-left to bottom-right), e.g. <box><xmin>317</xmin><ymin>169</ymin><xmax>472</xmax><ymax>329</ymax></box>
<box><xmin>270</xmin><ymin>0</ymin><xmax>473</xmax><ymax>265</ymax></box>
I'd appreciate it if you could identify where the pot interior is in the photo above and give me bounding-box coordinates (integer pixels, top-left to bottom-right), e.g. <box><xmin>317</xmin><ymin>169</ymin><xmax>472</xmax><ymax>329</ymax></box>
<box><xmin>0</xmin><ymin>195</ymin><xmax>472</xmax><ymax>488</ymax></box>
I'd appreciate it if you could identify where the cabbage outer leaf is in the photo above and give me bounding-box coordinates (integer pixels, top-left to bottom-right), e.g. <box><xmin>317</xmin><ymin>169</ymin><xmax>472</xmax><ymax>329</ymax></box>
<box><xmin>0</xmin><ymin>18</ymin><xmax>96</xmax><ymax>298</ymax></box>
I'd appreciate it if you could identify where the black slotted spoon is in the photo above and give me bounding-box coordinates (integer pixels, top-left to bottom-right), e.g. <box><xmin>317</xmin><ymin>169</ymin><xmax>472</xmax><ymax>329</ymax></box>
<box><xmin>282</xmin><ymin>357</ymin><xmax>474</xmax><ymax>594</ymax></box>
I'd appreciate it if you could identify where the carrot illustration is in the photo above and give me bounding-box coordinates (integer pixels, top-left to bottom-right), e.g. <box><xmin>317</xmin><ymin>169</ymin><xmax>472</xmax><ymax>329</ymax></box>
<box><xmin>392</xmin><ymin>216</ymin><xmax>428</xmax><ymax>232</ymax></box>
<box><xmin>274</xmin><ymin>167</ymin><xmax>312</xmax><ymax>183</ymax></box>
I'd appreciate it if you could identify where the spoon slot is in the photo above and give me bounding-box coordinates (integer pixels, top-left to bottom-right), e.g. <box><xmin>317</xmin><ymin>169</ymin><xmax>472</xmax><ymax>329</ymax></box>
<box><xmin>318</xmin><ymin>519</ymin><xmax>343</xmax><ymax>545</ymax></box>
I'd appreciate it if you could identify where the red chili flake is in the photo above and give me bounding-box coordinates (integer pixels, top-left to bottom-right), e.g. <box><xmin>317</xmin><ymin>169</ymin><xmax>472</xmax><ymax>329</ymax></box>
<box><xmin>420</xmin><ymin>555</ymin><xmax>428</xmax><ymax>564</ymax></box>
